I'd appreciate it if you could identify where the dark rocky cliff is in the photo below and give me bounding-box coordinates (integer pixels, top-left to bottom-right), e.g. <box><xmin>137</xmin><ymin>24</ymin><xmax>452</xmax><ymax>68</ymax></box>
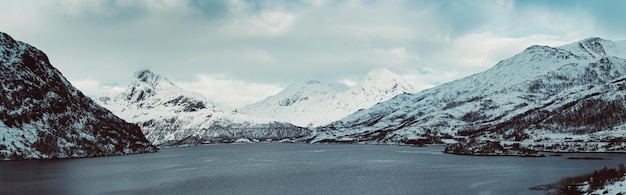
<box><xmin>0</xmin><ymin>31</ymin><xmax>157</xmax><ymax>160</ymax></box>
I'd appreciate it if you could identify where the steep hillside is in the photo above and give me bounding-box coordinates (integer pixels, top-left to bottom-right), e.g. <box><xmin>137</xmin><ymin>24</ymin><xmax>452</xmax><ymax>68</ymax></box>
<box><xmin>241</xmin><ymin>68</ymin><xmax>417</xmax><ymax>127</ymax></box>
<box><xmin>0</xmin><ymin>32</ymin><xmax>157</xmax><ymax>160</ymax></box>
<box><xmin>311</xmin><ymin>37</ymin><xmax>626</xmax><ymax>151</ymax></box>
<box><xmin>96</xmin><ymin>70</ymin><xmax>310</xmax><ymax>146</ymax></box>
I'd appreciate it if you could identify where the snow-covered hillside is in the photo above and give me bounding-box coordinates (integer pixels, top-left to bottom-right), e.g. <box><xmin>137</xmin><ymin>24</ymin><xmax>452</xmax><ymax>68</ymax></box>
<box><xmin>310</xmin><ymin>37</ymin><xmax>626</xmax><ymax>149</ymax></box>
<box><xmin>581</xmin><ymin>174</ymin><xmax>626</xmax><ymax>195</ymax></box>
<box><xmin>241</xmin><ymin>68</ymin><xmax>417</xmax><ymax>127</ymax></box>
<box><xmin>0</xmin><ymin>31</ymin><xmax>157</xmax><ymax>160</ymax></box>
<box><xmin>96</xmin><ymin>70</ymin><xmax>309</xmax><ymax>146</ymax></box>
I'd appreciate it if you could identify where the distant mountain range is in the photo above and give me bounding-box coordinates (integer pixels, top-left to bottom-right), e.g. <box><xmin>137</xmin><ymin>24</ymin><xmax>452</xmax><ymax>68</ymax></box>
<box><xmin>0</xmin><ymin>31</ymin><xmax>157</xmax><ymax>160</ymax></box>
<box><xmin>309</xmin><ymin>37</ymin><xmax>626</xmax><ymax>152</ymax></box>
<box><xmin>96</xmin><ymin>70</ymin><xmax>309</xmax><ymax>146</ymax></box>
<box><xmin>95</xmin><ymin>68</ymin><xmax>416</xmax><ymax>146</ymax></box>
<box><xmin>96</xmin><ymin>37</ymin><xmax>626</xmax><ymax>153</ymax></box>
<box><xmin>241</xmin><ymin>68</ymin><xmax>417</xmax><ymax>127</ymax></box>
<box><xmin>4</xmin><ymin>28</ymin><xmax>626</xmax><ymax>159</ymax></box>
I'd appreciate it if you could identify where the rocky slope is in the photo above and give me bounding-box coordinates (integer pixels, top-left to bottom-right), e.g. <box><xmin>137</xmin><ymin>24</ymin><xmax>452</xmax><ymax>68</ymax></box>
<box><xmin>0</xmin><ymin>32</ymin><xmax>157</xmax><ymax>160</ymax></box>
<box><xmin>241</xmin><ymin>68</ymin><xmax>417</xmax><ymax>127</ymax></box>
<box><xmin>96</xmin><ymin>70</ymin><xmax>310</xmax><ymax>146</ymax></box>
<box><xmin>309</xmin><ymin>37</ymin><xmax>626</xmax><ymax>151</ymax></box>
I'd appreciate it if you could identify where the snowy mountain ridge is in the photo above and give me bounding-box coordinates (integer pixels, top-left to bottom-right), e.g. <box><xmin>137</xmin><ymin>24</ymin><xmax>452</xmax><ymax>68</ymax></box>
<box><xmin>98</xmin><ymin>69</ymin><xmax>218</xmax><ymax>119</ymax></box>
<box><xmin>96</xmin><ymin>70</ymin><xmax>310</xmax><ymax>146</ymax></box>
<box><xmin>309</xmin><ymin>37</ymin><xmax>626</xmax><ymax>151</ymax></box>
<box><xmin>0</xmin><ymin>31</ymin><xmax>157</xmax><ymax>160</ymax></box>
<box><xmin>241</xmin><ymin>68</ymin><xmax>417</xmax><ymax>127</ymax></box>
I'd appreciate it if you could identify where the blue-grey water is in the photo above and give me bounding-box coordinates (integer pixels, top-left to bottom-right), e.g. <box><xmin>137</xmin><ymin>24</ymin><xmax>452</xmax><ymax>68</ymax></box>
<box><xmin>1</xmin><ymin>143</ymin><xmax>625</xmax><ymax>195</ymax></box>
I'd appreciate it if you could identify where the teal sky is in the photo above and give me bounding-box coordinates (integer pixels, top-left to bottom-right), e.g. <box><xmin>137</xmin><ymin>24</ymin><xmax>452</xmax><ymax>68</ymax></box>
<box><xmin>1</xmin><ymin>0</ymin><xmax>624</xmax><ymax>107</ymax></box>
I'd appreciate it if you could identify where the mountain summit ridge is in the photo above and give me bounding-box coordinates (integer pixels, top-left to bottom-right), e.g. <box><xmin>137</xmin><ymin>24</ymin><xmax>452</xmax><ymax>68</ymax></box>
<box><xmin>96</xmin><ymin>70</ymin><xmax>309</xmax><ymax>146</ymax></box>
<box><xmin>134</xmin><ymin>69</ymin><xmax>170</xmax><ymax>87</ymax></box>
<box><xmin>309</xmin><ymin>37</ymin><xmax>626</xmax><ymax>151</ymax></box>
<box><xmin>241</xmin><ymin>68</ymin><xmax>417</xmax><ymax>127</ymax></box>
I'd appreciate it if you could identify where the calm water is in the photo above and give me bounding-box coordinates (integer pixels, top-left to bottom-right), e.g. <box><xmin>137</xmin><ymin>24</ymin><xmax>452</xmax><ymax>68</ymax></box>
<box><xmin>1</xmin><ymin>143</ymin><xmax>626</xmax><ymax>195</ymax></box>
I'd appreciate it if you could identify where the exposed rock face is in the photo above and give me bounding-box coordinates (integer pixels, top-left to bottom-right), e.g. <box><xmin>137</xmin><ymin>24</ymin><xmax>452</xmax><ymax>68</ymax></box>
<box><xmin>0</xmin><ymin>32</ymin><xmax>157</xmax><ymax>160</ymax></box>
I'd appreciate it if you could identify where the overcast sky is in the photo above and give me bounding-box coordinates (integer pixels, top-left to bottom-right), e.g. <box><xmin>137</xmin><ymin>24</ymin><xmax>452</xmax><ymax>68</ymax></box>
<box><xmin>2</xmin><ymin>0</ymin><xmax>625</xmax><ymax>107</ymax></box>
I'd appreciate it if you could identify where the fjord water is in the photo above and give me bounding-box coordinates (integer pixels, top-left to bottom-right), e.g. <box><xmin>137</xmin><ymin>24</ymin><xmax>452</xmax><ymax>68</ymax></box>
<box><xmin>2</xmin><ymin>144</ymin><xmax>626</xmax><ymax>195</ymax></box>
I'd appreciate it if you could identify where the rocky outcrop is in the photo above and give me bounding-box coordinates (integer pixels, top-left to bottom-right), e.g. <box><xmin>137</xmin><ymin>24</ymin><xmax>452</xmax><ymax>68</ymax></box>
<box><xmin>0</xmin><ymin>31</ymin><xmax>157</xmax><ymax>160</ymax></box>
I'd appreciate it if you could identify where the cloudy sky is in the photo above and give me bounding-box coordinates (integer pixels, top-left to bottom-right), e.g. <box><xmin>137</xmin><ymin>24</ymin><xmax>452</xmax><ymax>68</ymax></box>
<box><xmin>1</xmin><ymin>0</ymin><xmax>625</xmax><ymax>107</ymax></box>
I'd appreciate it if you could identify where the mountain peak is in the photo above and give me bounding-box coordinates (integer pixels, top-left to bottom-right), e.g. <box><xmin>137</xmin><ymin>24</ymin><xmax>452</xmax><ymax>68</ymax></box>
<box><xmin>135</xmin><ymin>69</ymin><xmax>157</xmax><ymax>81</ymax></box>
<box><xmin>133</xmin><ymin>69</ymin><xmax>169</xmax><ymax>87</ymax></box>
<box><xmin>581</xmin><ymin>37</ymin><xmax>605</xmax><ymax>43</ymax></box>
<box><xmin>576</xmin><ymin>37</ymin><xmax>611</xmax><ymax>54</ymax></box>
<box><xmin>524</xmin><ymin>45</ymin><xmax>551</xmax><ymax>51</ymax></box>
<box><xmin>307</xmin><ymin>80</ymin><xmax>321</xmax><ymax>84</ymax></box>
<box><xmin>502</xmin><ymin>37</ymin><xmax>621</xmax><ymax>70</ymax></box>
<box><xmin>357</xmin><ymin>68</ymin><xmax>416</xmax><ymax>93</ymax></box>
<box><xmin>0</xmin><ymin>32</ymin><xmax>14</xmax><ymax>44</ymax></box>
<box><xmin>242</xmin><ymin>68</ymin><xmax>416</xmax><ymax>127</ymax></box>
<box><xmin>0</xmin><ymin>32</ymin><xmax>25</xmax><ymax>61</ymax></box>
<box><xmin>283</xmin><ymin>79</ymin><xmax>342</xmax><ymax>92</ymax></box>
<box><xmin>0</xmin><ymin>32</ymin><xmax>16</xmax><ymax>44</ymax></box>
<box><xmin>127</xmin><ymin>69</ymin><xmax>182</xmax><ymax>93</ymax></box>
<box><xmin>270</xmin><ymin>79</ymin><xmax>344</xmax><ymax>107</ymax></box>
<box><xmin>96</xmin><ymin>71</ymin><xmax>307</xmax><ymax>146</ymax></box>
<box><xmin>558</xmin><ymin>37</ymin><xmax>625</xmax><ymax>59</ymax></box>
<box><xmin>364</xmin><ymin>68</ymin><xmax>397</xmax><ymax>80</ymax></box>
<box><xmin>361</xmin><ymin>68</ymin><xmax>408</xmax><ymax>85</ymax></box>
<box><xmin>123</xmin><ymin>70</ymin><xmax>178</xmax><ymax>102</ymax></box>
<box><xmin>100</xmin><ymin>69</ymin><xmax>214</xmax><ymax>112</ymax></box>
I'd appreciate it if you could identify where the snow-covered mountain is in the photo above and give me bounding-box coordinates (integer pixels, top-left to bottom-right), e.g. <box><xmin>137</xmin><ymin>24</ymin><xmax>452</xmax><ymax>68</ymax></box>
<box><xmin>0</xmin><ymin>31</ymin><xmax>157</xmax><ymax>160</ymax></box>
<box><xmin>310</xmin><ymin>37</ymin><xmax>626</xmax><ymax>150</ymax></box>
<box><xmin>241</xmin><ymin>68</ymin><xmax>417</xmax><ymax>127</ymax></box>
<box><xmin>96</xmin><ymin>70</ymin><xmax>310</xmax><ymax>146</ymax></box>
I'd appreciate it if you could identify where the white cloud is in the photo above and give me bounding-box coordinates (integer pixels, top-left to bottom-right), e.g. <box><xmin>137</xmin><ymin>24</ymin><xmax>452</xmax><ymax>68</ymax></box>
<box><xmin>2</xmin><ymin>0</ymin><xmax>625</xmax><ymax>107</ymax></box>
<box><xmin>57</xmin><ymin>0</ymin><xmax>109</xmax><ymax>16</ymax></box>
<box><xmin>0</xmin><ymin>2</ymin><xmax>48</xmax><ymax>36</ymax></box>
<box><xmin>251</xmin><ymin>11</ymin><xmax>295</xmax><ymax>35</ymax></box>
<box><xmin>71</xmin><ymin>79</ymin><xmax>102</xmax><ymax>96</ymax></box>
<box><xmin>186</xmin><ymin>49</ymin><xmax>277</xmax><ymax>72</ymax></box>
<box><xmin>56</xmin><ymin>0</ymin><xmax>197</xmax><ymax>16</ymax></box>
<box><xmin>306</xmin><ymin>0</ymin><xmax>326</xmax><ymax>7</ymax></box>
<box><xmin>221</xmin><ymin>0</ymin><xmax>295</xmax><ymax>37</ymax></box>
<box><xmin>340</xmin><ymin>79</ymin><xmax>357</xmax><ymax>87</ymax></box>
<box><xmin>123</xmin><ymin>0</ymin><xmax>194</xmax><ymax>14</ymax></box>
<box><xmin>400</xmin><ymin>74</ymin><xmax>436</xmax><ymax>92</ymax></box>
<box><xmin>70</xmin><ymin>78</ymin><xmax>124</xmax><ymax>98</ymax></box>
<box><xmin>372</xmin><ymin>47</ymin><xmax>419</xmax><ymax>68</ymax></box>
<box><xmin>174</xmin><ymin>74</ymin><xmax>284</xmax><ymax>108</ymax></box>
